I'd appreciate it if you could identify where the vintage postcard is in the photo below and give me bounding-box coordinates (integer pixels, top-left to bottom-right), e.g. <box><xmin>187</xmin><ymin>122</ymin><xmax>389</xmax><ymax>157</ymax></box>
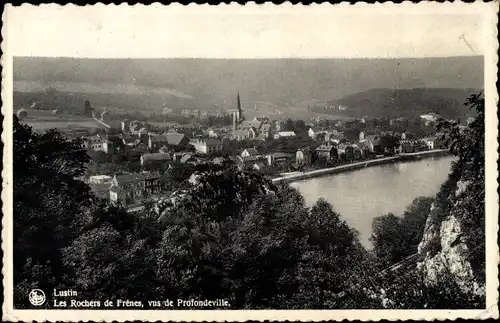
<box><xmin>2</xmin><ymin>2</ymin><xmax>499</xmax><ymax>321</ymax></box>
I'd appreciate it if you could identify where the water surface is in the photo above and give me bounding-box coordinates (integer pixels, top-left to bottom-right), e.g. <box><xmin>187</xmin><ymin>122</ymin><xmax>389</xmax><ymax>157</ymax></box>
<box><xmin>290</xmin><ymin>156</ymin><xmax>455</xmax><ymax>248</ymax></box>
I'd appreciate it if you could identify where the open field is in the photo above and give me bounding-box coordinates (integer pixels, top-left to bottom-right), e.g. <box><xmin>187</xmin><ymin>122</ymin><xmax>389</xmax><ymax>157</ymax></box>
<box><xmin>18</xmin><ymin>109</ymin><xmax>101</xmax><ymax>132</ymax></box>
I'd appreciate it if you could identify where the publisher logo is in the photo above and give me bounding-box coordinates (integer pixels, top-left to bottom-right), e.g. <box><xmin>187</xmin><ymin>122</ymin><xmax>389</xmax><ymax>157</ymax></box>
<box><xmin>29</xmin><ymin>289</ymin><xmax>46</xmax><ymax>306</ymax></box>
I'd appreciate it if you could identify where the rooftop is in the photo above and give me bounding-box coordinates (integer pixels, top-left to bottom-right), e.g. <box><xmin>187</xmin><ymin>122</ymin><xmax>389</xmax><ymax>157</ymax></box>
<box><xmin>90</xmin><ymin>183</ymin><xmax>111</xmax><ymax>192</ymax></box>
<box><xmin>114</xmin><ymin>172</ymin><xmax>160</xmax><ymax>184</ymax></box>
<box><xmin>141</xmin><ymin>153</ymin><xmax>171</xmax><ymax>162</ymax></box>
<box><xmin>243</xmin><ymin>148</ymin><xmax>259</xmax><ymax>155</ymax></box>
<box><xmin>316</xmin><ymin>144</ymin><xmax>336</xmax><ymax>151</ymax></box>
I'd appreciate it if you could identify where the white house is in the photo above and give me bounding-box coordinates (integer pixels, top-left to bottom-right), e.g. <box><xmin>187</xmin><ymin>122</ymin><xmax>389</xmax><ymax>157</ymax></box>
<box><xmin>420</xmin><ymin>113</ymin><xmax>440</xmax><ymax>124</ymax></box>
<box><xmin>190</xmin><ymin>138</ymin><xmax>223</xmax><ymax>155</ymax></box>
<box><xmin>241</xmin><ymin>148</ymin><xmax>259</xmax><ymax>157</ymax></box>
<box><xmin>422</xmin><ymin>136</ymin><xmax>440</xmax><ymax>150</ymax></box>
<box><xmin>308</xmin><ymin>127</ymin><xmax>321</xmax><ymax>139</ymax></box>
<box><xmin>273</xmin><ymin>131</ymin><xmax>296</xmax><ymax>140</ymax></box>
<box><xmin>89</xmin><ymin>175</ymin><xmax>113</xmax><ymax>185</ymax></box>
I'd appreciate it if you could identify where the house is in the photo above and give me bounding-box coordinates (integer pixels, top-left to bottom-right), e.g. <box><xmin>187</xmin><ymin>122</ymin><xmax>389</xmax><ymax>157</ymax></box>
<box><xmin>258</xmin><ymin>123</ymin><xmax>273</xmax><ymax>139</ymax></box>
<box><xmin>148</xmin><ymin>135</ymin><xmax>169</xmax><ymax>151</ymax></box>
<box><xmin>105</xmin><ymin>135</ymin><xmax>126</xmax><ymax>153</ymax></box>
<box><xmin>399</xmin><ymin>140</ymin><xmax>417</xmax><ymax>153</ymax></box>
<box><xmin>240</xmin><ymin>118</ymin><xmax>263</xmax><ymax>130</ymax></box>
<box><xmin>212</xmin><ymin>156</ymin><xmax>236</xmax><ymax>169</ymax></box>
<box><xmin>232</xmin><ymin>126</ymin><xmax>259</xmax><ymax>140</ymax></box>
<box><xmin>315</xmin><ymin>144</ymin><xmax>337</xmax><ymax>161</ymax></box>
<box><xmin>273</xmin><ymin>131</ymin><xmax>296</xmax><ymax>140</ymax></box>
<box><xmin>166</xmin><ymin>132</ymin><xmax>190</xmax><ymax>150</ymax></box>
<box><xmin>180</xmin><ymin>153</ymin><xmax>198</xmax><ymax>165</ymax></box>
<box><xmin>101</xmin><ymin>140</ymin><xmax>116</xmax><ymax>154</ymax></box>
<box><xmin>364</xmin><ymin>135</ymin><xmax>382</xmax><ymax>154</ymax></box>
<box><xmin>140</xmin><ymin>153</ymin><xmax>172</xmax><ymax>168</ymax></box>
<box><xmin>381</xmin><ymin>130</ymin><xmax>398</xmax><ymax>137</ymax></box>
<box><xmin>296</xmin><ymin>147</ymin><xmax>312</xmax><ymax>165</ymax></box>
<box><xmin>389</xmin><ymin>117</ymin><xmax>409</xmax><ymax>128</ymax></box>
<box><xmin>109</xmin><ymin>172</ymin><xmax>161</xmax><ymax>206</ymax></box>
<box><xmin>329</xmin><ymin>133</ymin><xmax>345</xmax><ymax>144</ymax></box>
<box><xmin>420</xmin><ymin>113</ymin><xmax>440</xmax><ymax>123</ymax></box>
<box><xmin>149</xmin><ymin>133</ymin><xmax>190</xmax><ymax>152</ymax></box>
<box><xmin>190</xmin><ymin>138</ymin><xmax>223</xmax><ymax>156</ymax></box>
<box><xmin>241</xmin><ymin>148</ymin><xmax>259</xmax><ymax>157</ymax></box>
<box><xmin>337</xmin><ymin>144</ymin><xmax>355</xmax><ymax>160</ymax></box>
<box><xmin>208</xmin><ymin>128</ymin><xmax>226</xmax><ymax>138</ymax></box>
<box><xmin>356</xmin><ymin>142</ymin><xmax>371</xmax><ymax>158</ymax></box>
<box><xmin>83</xmin><ymin>136</ymin><xmax>103</xmax><ymax>152</ymax></box>
<box><xmin>235</xmin><ymin>156</ymin><xmax>259</xmax><ymax>171</ymax></box>
<box><xmin>89</xmin><ymin>175</ymin><xmax>113</xmax><ymax>185</ymax></box>
<box><xmin>466</xmin><ymin>116</ymin><xmax>476</xmax><ymax>126</ymax></box>
<box><xmin>267</xmin><ymin>152</ymin><xmax>293</xmax><ymax>167</ymax></box>
<box><xmin>422</xmin><ymin>136</ymin><xmax>441</xmax><ymax>150</ymax></box>
<box><xmin>121</xmin><ymin>134</ymin><xmax>141</xmax><ymax>147</ymax></box>
<box><xmin>158</xmin><ymin>146</ymin><xmax>170</xmax><ymax>154</ymax></box>
<box><xmin>133</xmin><ymin>143</ymin><xmax>149</xmax><ymax>154</ymax></box>
<box><xmin>350</xmin><ymin>144</ymin><xmax>363</xmax><ymax>160</ymax></box>
<box><xmin>308</xmin><ymin>127</ymin><xmax>322</xmax><ymax>139</ymax></box>
<box><xmin>90</xmin><ymin>183</ymin><xmax>111</xmax><ymax>200</ymax></box>
<box><xmin>252</xmin><ymin>162</ymin><xmax>269</xmax><ymax>172</ymax></box>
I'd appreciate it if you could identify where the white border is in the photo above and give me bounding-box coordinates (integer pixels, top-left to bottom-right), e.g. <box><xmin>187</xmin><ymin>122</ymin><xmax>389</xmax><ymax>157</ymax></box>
<box><xmin>2</xmin><ymin>2</ymin><xmax>499</xmax><ymax>321</ymax></box>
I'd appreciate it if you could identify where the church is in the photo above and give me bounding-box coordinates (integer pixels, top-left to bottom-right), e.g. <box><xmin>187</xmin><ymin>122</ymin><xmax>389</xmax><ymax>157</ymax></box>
<box><xmin>230</xmin><ymin>93</ymin><xmax>274</xmax><ymax>141</ymax></box>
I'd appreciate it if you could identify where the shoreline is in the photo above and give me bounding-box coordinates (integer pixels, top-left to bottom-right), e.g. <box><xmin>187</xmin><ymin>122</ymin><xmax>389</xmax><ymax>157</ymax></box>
<box><xmin>272</xmin><ymin>149</ymin><xmax>452</xmax><ymax>184</ymax></box>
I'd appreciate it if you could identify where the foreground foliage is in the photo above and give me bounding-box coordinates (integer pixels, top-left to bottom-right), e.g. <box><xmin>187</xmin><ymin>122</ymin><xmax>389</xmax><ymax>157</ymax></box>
<box><xmin>13</xmin><ymin>92</ymin><xmax>485</xmax><ymax>309</ymax></box>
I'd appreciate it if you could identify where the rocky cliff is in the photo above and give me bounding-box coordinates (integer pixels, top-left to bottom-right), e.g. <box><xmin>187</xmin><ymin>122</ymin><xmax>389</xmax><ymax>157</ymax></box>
<box><xmin>416</xmin><ymin>92</ymin><xmax>485</xmax><ymax>300</ymax></box>
<box><xmin>417</xmin><ymin>179</ymin><xmax>485</xmax><ymax>297</ymax></box>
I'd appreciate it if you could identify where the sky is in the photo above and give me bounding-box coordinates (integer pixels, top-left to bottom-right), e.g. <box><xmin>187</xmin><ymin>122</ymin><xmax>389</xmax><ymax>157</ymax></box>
<box><xmin>4</xmin><ymin>3</ymin><xmax>487</xmax><ymax>59</ymax></box>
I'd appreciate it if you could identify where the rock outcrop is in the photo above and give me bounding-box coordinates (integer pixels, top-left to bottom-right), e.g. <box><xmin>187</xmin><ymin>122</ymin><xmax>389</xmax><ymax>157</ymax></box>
<box><xmin>417</xmin><ymin>179</ymin><xmax>485</xmax><ymax>297</ymax></box>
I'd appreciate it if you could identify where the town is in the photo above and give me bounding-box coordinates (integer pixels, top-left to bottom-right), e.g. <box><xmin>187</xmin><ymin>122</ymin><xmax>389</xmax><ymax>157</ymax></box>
<box><xmin>24</xmin><ymin>93</ymin><xmax>472</xmax><ymax>212</ymax></box>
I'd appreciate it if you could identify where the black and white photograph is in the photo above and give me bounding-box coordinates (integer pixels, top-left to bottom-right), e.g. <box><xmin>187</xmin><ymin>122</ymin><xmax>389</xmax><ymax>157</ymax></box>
<box><xmin>2</xmin><ymin>3</ymin><xmax>498</xmax><ymax>321</ymax></box>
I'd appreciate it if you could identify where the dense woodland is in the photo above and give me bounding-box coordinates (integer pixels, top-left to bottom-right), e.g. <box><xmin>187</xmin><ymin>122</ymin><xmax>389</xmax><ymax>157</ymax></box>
<box><xmin>318</xmin><ymin>88</ymin><xmax>479</xmax><ymax>119</ymax></box>
<box><xmin>13</xmin><ymin>93</ymin><xmax>485</xmax><ymax>309</ymax></box>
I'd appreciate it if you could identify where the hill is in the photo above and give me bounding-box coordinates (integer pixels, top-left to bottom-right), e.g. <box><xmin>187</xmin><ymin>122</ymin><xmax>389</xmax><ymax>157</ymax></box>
<box><xmin>13</xmin><ymin>56</ymin><xmax>483</xmax><ymax>118</ymax></box>
<box><xmin>317</xmin><ymin>88</ymin><xmax>481</xmax><ymax>119</ymax></box>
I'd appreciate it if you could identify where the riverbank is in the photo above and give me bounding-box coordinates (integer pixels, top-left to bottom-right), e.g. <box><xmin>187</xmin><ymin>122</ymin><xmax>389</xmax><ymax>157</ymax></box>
<box><xmin>272</xmin><ymin>149</ymin><xmax>451</xmax><ymax>184</ymax></box>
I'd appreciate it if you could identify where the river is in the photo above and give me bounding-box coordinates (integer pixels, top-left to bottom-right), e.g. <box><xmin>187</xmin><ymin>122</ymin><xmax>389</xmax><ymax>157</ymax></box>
<box><xmin>290</xmin><ymin>156</ymin><xmax>456</xmax><ymax>248</ymax></box>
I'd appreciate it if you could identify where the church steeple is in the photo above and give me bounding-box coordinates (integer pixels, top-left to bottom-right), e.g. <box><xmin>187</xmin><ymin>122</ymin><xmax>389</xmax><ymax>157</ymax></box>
<box><xmin>237</xmin><ymin>92</ymin><xmax>244</xmax><ymax>122</ymax></box>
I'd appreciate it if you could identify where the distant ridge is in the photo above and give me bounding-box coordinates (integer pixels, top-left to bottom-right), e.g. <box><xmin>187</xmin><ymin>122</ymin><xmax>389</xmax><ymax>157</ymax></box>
<box><xmin>13</xmin><ymin>56</ymin><xmax>483</xmax><ymax>116</ymax></box>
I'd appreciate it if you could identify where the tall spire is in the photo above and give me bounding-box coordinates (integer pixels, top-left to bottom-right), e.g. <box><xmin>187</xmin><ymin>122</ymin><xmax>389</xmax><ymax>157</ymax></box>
<box><xmin>237</xmin><ymin>92</ymin><xmax>244</xmax><ymax>122</ymax></box>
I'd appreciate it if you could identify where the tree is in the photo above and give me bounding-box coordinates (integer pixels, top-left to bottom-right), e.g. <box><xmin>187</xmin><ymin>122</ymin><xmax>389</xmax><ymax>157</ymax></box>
<box><xmin>13</xmin><ymin>115</ymin><xmax>93</xmax><ymax>307</ymax></box>
<box><xmin>62</xmin><ymin>202</ymin><xmax>165</xmax><ymax>301</ymax></box>
<box><xmin>371</xmin><ymin>213</ymin><xmax>403</xmax><ymax>268</ymax></box>
<box><xmin>380</xmin><ymin>134</ymin><xmax>399</xmax><ymax>154</ymax></box>
<box><xmin>84</xmin><ymin>100</ymin><xmax>93</xmax><ymax>116</ymax></box>
<box><xmin>371</xmin><ymin>197</ymin><xmax>433</xmax><ymax>269</ymax></box>
<box><xmin>58</xmin><ymin>166</ymin><xmax>371</xmax><ymax>308</ymax></box>
<box><xmin>283</xmin><ymin>118</ymin><xmax>295</xmax><ymax>131</ymax></box>
<box><xmin>399</xmin><ymin>197</ymin><xmax>434</xmax><ymax>253</ymax></box>
<box><xmin>294</xmin><ymin>119</ymin><xmax>307</xmax><ymax>133</ymax></box>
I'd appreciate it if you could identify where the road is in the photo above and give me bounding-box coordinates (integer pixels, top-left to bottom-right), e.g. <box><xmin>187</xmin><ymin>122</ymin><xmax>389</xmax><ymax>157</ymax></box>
<box><xmin>273</xmin><ymin>149</ymin><xmax>450</xmax><ymax>184</ymax></box>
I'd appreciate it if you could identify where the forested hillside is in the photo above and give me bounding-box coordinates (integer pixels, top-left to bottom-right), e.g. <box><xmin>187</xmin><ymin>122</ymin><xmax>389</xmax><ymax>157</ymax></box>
<box><xmin>316</xmin><ymin>88</ymin><xmax>481</xmax><ymax>119</ymax></box>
